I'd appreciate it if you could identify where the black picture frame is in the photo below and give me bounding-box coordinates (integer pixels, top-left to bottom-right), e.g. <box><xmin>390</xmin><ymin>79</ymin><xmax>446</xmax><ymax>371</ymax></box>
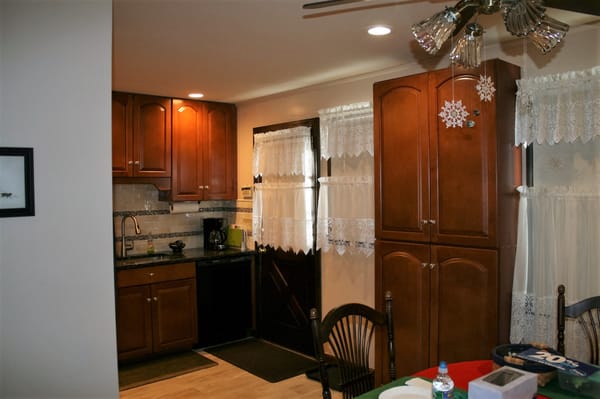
<box><xmin>0</xmin><ymin>147</ymin><xmax>35</xmax><ymax>217</ymax></box>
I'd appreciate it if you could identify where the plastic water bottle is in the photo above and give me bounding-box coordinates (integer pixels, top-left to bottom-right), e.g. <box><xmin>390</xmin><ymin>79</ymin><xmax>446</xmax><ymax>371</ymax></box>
<box><xmin>432</xmin><ymin>361</ymin><xmax>455</xmax><ymax>399</ymax></box>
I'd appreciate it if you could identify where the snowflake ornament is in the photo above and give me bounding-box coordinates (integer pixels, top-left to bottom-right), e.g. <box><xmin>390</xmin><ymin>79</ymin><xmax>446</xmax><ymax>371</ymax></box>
<box><xmin>439</xmin><ymin>99</ymin><xmax>469</xmax><ymax>128</ymax></box>
<box><xmin>476</xmin><ymin>74</ymin><xmax>496</xmax><ymax>102</ymax></box>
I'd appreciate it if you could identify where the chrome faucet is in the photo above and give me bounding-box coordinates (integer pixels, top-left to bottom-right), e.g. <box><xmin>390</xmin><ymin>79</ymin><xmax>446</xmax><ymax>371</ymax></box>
<box><xmin>120</xmin><ymin>214</ymin><xmax>141</xmax><ymax>258</ymax></box>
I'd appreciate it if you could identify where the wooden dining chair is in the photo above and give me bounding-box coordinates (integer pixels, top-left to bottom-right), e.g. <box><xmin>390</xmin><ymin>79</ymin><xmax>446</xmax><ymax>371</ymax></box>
<box><xmin>557</xmin><ymin>284</ymin><xmax>600</xmax><ymax>365</ymax></box>
<box><xmin>310</xmin><ymin>291</ymin><xmax>395</xmax><ymax>399</ymax></box>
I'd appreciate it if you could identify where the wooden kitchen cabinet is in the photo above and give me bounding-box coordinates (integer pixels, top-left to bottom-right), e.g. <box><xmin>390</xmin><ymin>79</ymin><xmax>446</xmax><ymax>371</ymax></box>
<box><xmin>374</xmin><ymin>59</ymin><xmax>520</xmax><ymax>379</ymax></box>
<box><xmin>115</xmin><ymin>262</ymin><xmax>197</xmax><ymax>363</ymax></box>
<box><xmin>375</xmin><ymin>240</ymin><xmax>498</xmax><ymax>377</ymax></box>
<box><xmin>374</xmin><ymin>59</ymin><xmax>520</xmax><ymax>248</ymax></box>
<box><xmin>112</xmin><ymin>93</ymin><xmax>172</xmax><ymax>178</ymax></box>
<box><xmin>171</xmin><ymin>99</ymin><xmax>237</xmax><ymax>201</ymax></box>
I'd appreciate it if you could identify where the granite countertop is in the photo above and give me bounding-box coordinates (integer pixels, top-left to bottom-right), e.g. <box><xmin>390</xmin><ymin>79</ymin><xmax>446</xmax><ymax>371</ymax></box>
<box><xmin>114</xmin><ymin>247</ymin><xmax>255</xmax><ymax>270</ymax></box>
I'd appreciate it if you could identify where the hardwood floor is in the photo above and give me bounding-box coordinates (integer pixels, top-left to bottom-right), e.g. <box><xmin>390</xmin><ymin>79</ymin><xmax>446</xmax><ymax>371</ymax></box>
<box><xmin>119</xmin><ymin>352</ymin><xmax>343</xmax><ymax>399</ymax></box>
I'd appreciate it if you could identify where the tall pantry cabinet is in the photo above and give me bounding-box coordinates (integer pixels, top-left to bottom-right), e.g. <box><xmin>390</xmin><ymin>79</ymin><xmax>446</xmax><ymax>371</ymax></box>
<box><xmin>374</xmin><ymin>59</ymin><xmax>521</xmax><ymax>378</ymax></box>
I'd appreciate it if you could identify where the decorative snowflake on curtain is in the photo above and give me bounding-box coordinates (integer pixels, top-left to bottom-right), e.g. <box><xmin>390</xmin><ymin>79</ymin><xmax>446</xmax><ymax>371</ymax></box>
<box><xmin>476</xmin><ymin>74</ymin><xmax>496</xmax><ymax>102</ymax></box>
<box><xmin>439</xmin><ymin>100</ymin><xmax>469</xmax><ymax>128</ymax></box>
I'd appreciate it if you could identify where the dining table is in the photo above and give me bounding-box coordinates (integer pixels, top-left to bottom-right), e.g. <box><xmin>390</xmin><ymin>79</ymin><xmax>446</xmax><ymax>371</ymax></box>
<box><xmin>355</xmin><ymin>359</ymin><xmax>589</xmax><ymax>399</ymax></box>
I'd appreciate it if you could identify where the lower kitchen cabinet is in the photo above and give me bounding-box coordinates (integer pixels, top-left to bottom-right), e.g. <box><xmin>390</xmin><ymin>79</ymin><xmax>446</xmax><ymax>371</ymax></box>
<box><xmin>375</xmin><ymin>240</ymin><xmax>498</xmax><ymax>377</ymax></box>
<box><xmin>116</xmin><ymin>262</ymin><xmax>198</xmax><ymax>363</ymax></box>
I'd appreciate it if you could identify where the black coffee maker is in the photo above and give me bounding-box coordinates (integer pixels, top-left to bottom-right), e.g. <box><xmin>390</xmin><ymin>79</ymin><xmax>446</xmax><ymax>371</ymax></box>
<box><xmin>203</xmin><ymin>218</ymin><xmax>227</xmax><ymax>250</ymax></box>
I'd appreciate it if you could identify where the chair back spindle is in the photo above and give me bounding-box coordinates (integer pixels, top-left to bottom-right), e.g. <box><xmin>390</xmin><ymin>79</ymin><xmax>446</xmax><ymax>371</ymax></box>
<box><xmin>557</xmin><ymin>284</ymin><xmax>600</xmax><ymax>365</ymax></box>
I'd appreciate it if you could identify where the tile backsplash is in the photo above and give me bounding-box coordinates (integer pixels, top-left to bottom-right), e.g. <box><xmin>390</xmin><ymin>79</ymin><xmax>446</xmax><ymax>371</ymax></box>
<box><xmin>113</xmin><ymin>184</ymin><xmax>252</xmax><ymax>257</ymax></box>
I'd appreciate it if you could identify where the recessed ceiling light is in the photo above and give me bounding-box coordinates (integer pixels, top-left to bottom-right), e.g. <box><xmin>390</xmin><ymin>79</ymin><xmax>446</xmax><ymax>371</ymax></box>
<box><xmin>188</xmin><ymin>93</ymin><xmax>204</xmax><ymax>99</ymax></box>
<box><xmin>368</xmin><ymin>25</ymin><xmax>391</xmax><ymax>36</ymax></box>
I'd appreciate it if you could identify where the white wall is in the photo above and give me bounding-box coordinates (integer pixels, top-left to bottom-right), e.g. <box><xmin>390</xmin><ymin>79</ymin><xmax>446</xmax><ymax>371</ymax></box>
<box><xmin>236</xmin><ymin>24</ymin><xmax>600</xmax><ymax>314</ymax></box>
<box><xmin>0</xmin><ymin>1</ymin><xmax>118</xmax><ymax>398</ymax></box>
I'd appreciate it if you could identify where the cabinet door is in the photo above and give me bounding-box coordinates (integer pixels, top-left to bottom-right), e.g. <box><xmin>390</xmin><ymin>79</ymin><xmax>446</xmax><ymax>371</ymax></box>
<box><xmin>430</xmin><ymin>245</ymin><xmax>498</xmax><ymax>365</ymax></box>
<box><xmin>133</xmin><ymin>95</ymin><xmax>172</xmax><ymax>177</ymax></box>
<box><xmin>116</xmin><ymin>285</ymin><xmax>153</xmax><ymax>362</ymax></box>
<box><xmin>375</xmin><ymin>240</ymin><xmax>430</xmax><ymax>377</ymax></box>
<box><xmin>112</xmin><ymin>93</ymin><xmax>133</xmax><ymax>177</ymax></box>
<box><xmin>428</xmin><ymin>65</ymin><xmax>498</xmax><ymax>247</ymax></box>
<box><xmin>151</xmin><ymin>278</ymin><xmax>198</xmax><ymax>353</ymax></box>
<box><xmin>171</xmin><ymin>99</ymin><xmax>206</xmax><ymax>200</ymax></box>
<box><xmin>204</xmin><ymin>102</ymin><xmax>237</xmax><ymax>200</ymax></box>
<box><xmin>374</xmin><ymin>73</ymin><xmax>430</xmax><ymax>242</ymax></box>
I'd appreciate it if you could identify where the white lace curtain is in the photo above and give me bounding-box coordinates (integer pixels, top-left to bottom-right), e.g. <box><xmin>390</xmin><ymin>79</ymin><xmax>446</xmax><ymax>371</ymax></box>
<box><xmin>511</xmin><ymin>67</ymin><xmax>600</xmax><ymax>362</ymax></box>
<box><xmin>319</xmin><ymin>101</ymin><xmax>374</xmax><ymax>159</ymax></box>
<box><xmin>515</xmin><ymin>66</ymin><xmax>600</xmax><ymax>145</ymax></box>
<box><xmin>510</xmin><ymin>186</ymin><xmax>600</xmax><ymax>361</ymax></box>
<box><xmin>252</xmin><ymin>127</ymin><xmax>315</xmax><ymax>254</ymax></box>
<box><xmin>316</xmin><ymin>102</ymin><xmax>375</xmax><ymax>256</ymax></box>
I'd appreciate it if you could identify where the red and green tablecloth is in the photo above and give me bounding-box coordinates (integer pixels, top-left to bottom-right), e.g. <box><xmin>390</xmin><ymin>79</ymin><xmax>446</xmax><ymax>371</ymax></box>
<box><xmin>355</xmin><ymin>360</ymin><xmax>588</xmax><ymax>399</ymax></box>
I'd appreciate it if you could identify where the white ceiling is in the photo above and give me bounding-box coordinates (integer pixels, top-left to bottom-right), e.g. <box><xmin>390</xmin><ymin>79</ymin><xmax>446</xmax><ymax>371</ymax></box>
<box><xmin>112</xmin><ymin>0</ymin><xmax>599</xmax><ymax>104</ymax></box>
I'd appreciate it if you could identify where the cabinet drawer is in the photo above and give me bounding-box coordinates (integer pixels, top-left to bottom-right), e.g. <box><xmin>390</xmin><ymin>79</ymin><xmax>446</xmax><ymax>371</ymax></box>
<box><xmin>117</xmin><ymin>262</ymin><xmax>195</xmax><ymax>288</ymax></box>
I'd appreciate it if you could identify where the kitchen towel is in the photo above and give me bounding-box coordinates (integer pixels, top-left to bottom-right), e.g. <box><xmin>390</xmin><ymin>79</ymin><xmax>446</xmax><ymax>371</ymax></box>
<box><xmin>170</xmin><ymin>201</ymin><xmax>199</xmax><ymax>214</ymax></box>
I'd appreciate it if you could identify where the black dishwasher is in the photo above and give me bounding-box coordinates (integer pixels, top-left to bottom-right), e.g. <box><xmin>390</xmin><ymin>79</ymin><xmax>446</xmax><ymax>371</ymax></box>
<box><xmin>195</xmin><ymin>254</ymin><xmax>254</xmax><ymax>348</ymax></box>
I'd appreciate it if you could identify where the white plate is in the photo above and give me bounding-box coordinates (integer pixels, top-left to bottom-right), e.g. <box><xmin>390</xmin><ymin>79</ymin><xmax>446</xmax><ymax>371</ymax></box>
<box><xmin>378</xmin><ymin>385</ymin><xmax>431</xmax><ymax>399</ymax></box>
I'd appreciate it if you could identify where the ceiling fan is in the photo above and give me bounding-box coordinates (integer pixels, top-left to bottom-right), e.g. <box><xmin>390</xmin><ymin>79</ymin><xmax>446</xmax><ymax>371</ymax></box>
<box><xmin>303</xmin><ymin>0</ymin><xmax>599</xmax><ymax>69</ymax></box>
<box><xmin>302</xmin><ymin>0</ymin><xmax>600</xmax><ymax>16</ymax></box>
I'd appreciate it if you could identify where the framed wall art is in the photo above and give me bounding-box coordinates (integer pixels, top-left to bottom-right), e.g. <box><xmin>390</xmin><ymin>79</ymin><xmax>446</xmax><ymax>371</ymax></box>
<box><xmin>0</xmin><ymin>147</ymin><xmax>35</xmax><ymax>217</ymax></box>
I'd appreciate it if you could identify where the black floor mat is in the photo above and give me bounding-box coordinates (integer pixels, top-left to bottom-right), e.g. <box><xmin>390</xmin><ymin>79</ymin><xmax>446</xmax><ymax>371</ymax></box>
<box><xmin>206</xmin><ymin>338</ymin><xmax>318</xmax><ymax>383</ymax></box>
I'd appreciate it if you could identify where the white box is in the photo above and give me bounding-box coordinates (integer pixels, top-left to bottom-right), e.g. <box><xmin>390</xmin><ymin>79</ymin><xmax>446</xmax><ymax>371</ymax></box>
<box><xmin>468</xmin><ymin>366</ymin><xmax>537</xmax><ymax>399</ymax></box>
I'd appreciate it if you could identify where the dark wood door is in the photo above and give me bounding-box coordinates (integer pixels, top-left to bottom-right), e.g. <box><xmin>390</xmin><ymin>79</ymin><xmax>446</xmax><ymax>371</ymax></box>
<box><xmin>112</xmin><ymin>93</ymin><xmax>133</xmax><ymax>177</ymax></box>
<box><xmin>375</xmin><ymin>240</ymin><xmax>430</xmax><ymax>377</ymax></box>
<box><xmin>171</xmin><ymin>99</ymin><xmax>206</xmax><ymax>200</ymax></box>
<box><xmin>253</xmin><ymin>118</ymin><xmax>321</xmax><ymax>357</ymax></box>
<box><xmin>152</xmin><ymin>278</ymin><xmax>198</xmax><ymax>353</ymax></box>
<box><xmin>116</xmin><ymin>285</ymin><xmax>153</xmax><ymax>362</ymax></box>
<box><xmin>204</xmin><ymin>102</ymin><xmax>237</xmax><ymax>200</ymax></box>
<box><xmin>374</xmin><ymin>73</ymin><xmax>430</xmax><ymax>243</ymax></box>
<box><xmin>133</xmin><ymin>95</ymin><xmax>172</xmax><ymax>177</ymax></box>
<box><xmin>257</xmin><ymin>246</ymin><xmax>319</xmax><ymax>356</ymax></box>
<box><xmin>428</xmin><ymin>66</ymin><xmax>498</xmax><ymax>248</ymax></box>
<box><xmin>376</xmin><ymin>241</ymin><xmax>498</xmax><ymax>376</ymax></box>
<box><xmin>431</xmin><ymin>245</ymin><xmax>498</xmax><ymax>364</ymax></box>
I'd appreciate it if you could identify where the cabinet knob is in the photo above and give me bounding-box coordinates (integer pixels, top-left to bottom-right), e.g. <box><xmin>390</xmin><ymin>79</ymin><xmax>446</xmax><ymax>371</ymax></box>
<box><xmin>198</xmin><ymin>186</ymin><xmax>204</xmax><ymax>190</ymax></box>
<box><xmin>134</xmin><ymin>161</ymin><xmax>140</xmax><ymax>165</ymax></box>
<box><xmin>153</xmin><ymin>297</ymin><xmax>158</xmax><ymax>301</ymax></box>
<box><xmin>205</xmin><ymin>185</ymin><xmax>209</xmax><ymax>189</ymax></box>
<box><xmin>146</xmin><ymin>297</ymin><xmax>151</xmax><ymax>302</ymax></box>
<box><xmin>421</xmin><ymin>262</ymin><xmax>429</xmax><ymax>269</ymax></box>
<box><xmin>429</xmin><ymin>220</ymin><xmax>436</xmax><ymax>225</ymax></box>
<box><xmin>421</xmin><ymin>220</ymin><xmax>429</xmax><ymax>225</ymax></box>
<box><xmin>128</xmin><ymin>161</ymin><xmax>133</xmax><ymax>165</ymax></box>
<box><xmin>429</xmin><ymin>263</ymin><xmax>436</xmax><ymax>269</ymax></box>
<box><xmin>148</xmin><ymin>272</ymin><xmax>155</xmax><ymax>277</ymax></box>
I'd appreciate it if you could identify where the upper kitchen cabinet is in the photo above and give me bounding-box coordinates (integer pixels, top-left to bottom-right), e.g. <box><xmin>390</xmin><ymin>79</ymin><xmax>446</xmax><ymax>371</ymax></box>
<box><xmin>112</xmin><ymin>93</ymin><xmax>172</xmax><ymax>178</ymax></box>
<box><xmin>374</xmin><ymin>59</ymin><xmax>521</xmax><ymax>249</ymax></box>
<box><xmin>171</xmin><ymin>99</ymin><xmax>237</xmax><ymax>201</ymax></box>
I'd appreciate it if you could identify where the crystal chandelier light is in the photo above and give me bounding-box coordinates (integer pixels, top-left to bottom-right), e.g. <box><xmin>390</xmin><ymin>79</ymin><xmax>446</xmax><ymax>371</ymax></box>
<box><xmin>411</xmin><ymin>0</ymin><xmax>569</xmax><ymax>68</ymax></box>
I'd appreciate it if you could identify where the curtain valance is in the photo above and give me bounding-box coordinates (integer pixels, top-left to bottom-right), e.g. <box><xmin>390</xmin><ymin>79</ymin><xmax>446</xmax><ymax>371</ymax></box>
<box><xmin>515</xmin><ymin>66</ymin><xmax>600</xmax><ymax>145</ymax></box>
<box><xmin>252</xmin><ymin>126</ymin><xmax>313</xmax><ymax>177</ymax></box>
<box><xmin>318</xmin><ymin>101</ymin><xmax>373</xmax><ymax>159</ymax></box>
